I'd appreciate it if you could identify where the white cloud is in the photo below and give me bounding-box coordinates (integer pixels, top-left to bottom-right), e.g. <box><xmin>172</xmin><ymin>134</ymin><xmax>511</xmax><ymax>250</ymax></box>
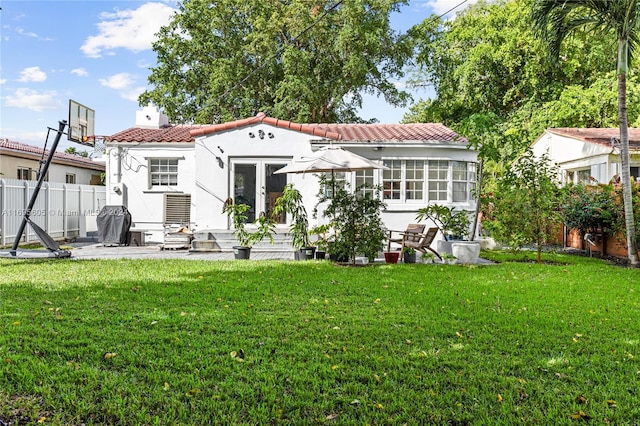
<box><xmin>71</xmin><ymin>68</ymin><xmax>89</xmax><ymax>77</ymax></box>
<box><xmin>99</xmin><ymin>73</ymin><xmax>135</xmax><ymax>90</ymax></box>
<box><xmin>121</xmin><ymin>86</ymin><xmax>147</xmax><ymax>102</ymax></box>
<box><xmin>81</xmin><ymin>2</ymin><xmax>176</xmax><ymax>58</ymax></box>
<box><xmin>0</xmin><ymin>78</ymin><xmax>6</xmax><ymax>85</ymax></box>
<box><xmin>17</xmin><ymin>66</ymin><xmax>47</xmax><ymax>83</ymax></box>
<box><xmin>425</xmin><ymin>0</ymin><xmax>481</xmax><ymax>17</ymax></box>
<box><xmin>5</xmin><ymin>88</ymin><xmax>61</xmax><ymax>111</ymax></box>
<box><xmin>15</xmin><ymin>27</ymin><xmax>38</xmax><ymax>38</ymax></box>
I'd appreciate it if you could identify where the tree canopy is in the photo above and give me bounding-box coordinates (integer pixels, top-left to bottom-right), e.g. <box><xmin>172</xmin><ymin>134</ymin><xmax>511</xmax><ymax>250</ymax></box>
<box><xmin>405</xmin><ymin>0</ymin><xmax>638</xmax><ymax>162</ymax></box>
<box><xmin>139</xmin><ymin>0</ymin><xmax>413</xmax><ymax>124</ymax></box>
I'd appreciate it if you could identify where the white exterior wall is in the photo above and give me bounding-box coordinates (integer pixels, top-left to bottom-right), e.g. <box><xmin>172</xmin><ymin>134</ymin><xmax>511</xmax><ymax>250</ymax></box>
<box><xmin>194</xmin><ymin>123</ymin><xmax>321</xmax><ymax>231</ymax></box>
<box><xmin>532</xmin><ymin>131</ymin><xmax>618</xmax><ymax>184</ymax></box>
<box><xmin>105</xmin><ymin>124</ymin><xmax>479</xmax><ymax>243</ymax></box>
<box><xmin>105</xmin><ymin>143</ymin><xmax>196</xmax><ymax>242</ymax></box>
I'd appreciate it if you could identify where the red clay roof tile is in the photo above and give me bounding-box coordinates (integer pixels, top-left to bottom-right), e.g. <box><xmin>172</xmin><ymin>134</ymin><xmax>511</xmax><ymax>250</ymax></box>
<box><xmin>547</xmin><ymin>128</ymin><xmax>640</xmax><ymax>149</ymax></box>
<box><xmin>106</xmin><ymin>112</ymin><xmax>465</xmax><ymax>145</ymax></box>
<box><xmin>0</xmin><ymin>138</ymin><xmax>104</xmax><ymax>169</ymax></box>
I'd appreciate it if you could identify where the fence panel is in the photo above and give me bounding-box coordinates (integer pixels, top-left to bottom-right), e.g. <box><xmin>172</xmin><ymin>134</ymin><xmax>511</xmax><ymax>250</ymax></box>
<box><xmin>0</xmin><ymin>178</ymin><xmax>106</xmax><ymax>246</ymax></box>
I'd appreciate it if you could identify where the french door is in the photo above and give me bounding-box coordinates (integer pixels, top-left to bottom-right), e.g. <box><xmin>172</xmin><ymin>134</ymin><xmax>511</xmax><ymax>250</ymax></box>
<box><xmin>230</xmin><ymin>159</ymin><xmax>289</xmax><ymax>225</ymax></box>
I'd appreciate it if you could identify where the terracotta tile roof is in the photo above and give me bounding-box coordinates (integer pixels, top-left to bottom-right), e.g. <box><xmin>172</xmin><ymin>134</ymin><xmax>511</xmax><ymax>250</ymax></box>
<box><xmin>547</xmin><ymin>128</ymin><xmax>640</xmax><ymax>149</ymax></box>
<box><xmin>190</xmin><ymin>112</ymin><xmax>342</xmax><ymax>140</ymax></box>
<box><xmin>106</xmin><ymin>112</ymin><xmax>465</xmax><ymax>145</ymax></box>
<box><xmin>107</xmin><ymin>125</ymin><xmax>206</xmax><ymax>143</ymax></box>
<box><xmin>312</xmin><ymin>122</ymin><xmax>465</xmax><ymax>143</ymax></box>
<box><xmin>0</xmin><ymin>138</ymin><xmax>105</xmax><ymax>170</ymax></box>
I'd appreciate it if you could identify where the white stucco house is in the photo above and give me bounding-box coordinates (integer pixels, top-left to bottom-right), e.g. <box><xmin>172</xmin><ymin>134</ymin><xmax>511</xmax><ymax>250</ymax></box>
<box><xmin>104</xmin><ymin>106</ymin><xmax>478</xmax><ymax>246</ymax></box>
<box><xmin>531</xmin><ymin>128</ymin><xmax>640</xmax><ymax>185</ymax></box>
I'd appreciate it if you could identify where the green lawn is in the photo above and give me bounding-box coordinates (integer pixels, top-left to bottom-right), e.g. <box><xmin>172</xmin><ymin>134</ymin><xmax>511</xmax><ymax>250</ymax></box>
<box><xmin>1</xmin><ymin>253</ymin><xmax>638</xmax><ymax>425</ymax></box>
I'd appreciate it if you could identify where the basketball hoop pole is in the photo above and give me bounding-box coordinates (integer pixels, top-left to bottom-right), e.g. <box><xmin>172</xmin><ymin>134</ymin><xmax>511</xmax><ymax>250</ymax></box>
<box><xmin>10</xmin><ymin>120</ymin><xmax>68</xmax><ymax>256</ymax></box>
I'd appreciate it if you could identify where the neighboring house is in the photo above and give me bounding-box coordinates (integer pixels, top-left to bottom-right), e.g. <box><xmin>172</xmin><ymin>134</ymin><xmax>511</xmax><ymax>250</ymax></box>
<box><xmin>531</xmin><ymin>128</ymin><xmax>640</xmax><ymax>185</ymax></box>
<box><xmin>0</xmin><ymin>138</ymin><xmax>105</xmax><ymax>185</ymax></box>
<box><xmin>105</xmin><ymin>106</ymin><xmax>478</xmax><ymax>244</ymax></box>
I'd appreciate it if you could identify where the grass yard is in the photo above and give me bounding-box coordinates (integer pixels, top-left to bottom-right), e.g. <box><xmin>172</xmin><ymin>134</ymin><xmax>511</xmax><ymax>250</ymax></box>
<box><xmin>1</xmin><ymin>252</ymin><xmax>639</xmax><ymax>425</ymax></box>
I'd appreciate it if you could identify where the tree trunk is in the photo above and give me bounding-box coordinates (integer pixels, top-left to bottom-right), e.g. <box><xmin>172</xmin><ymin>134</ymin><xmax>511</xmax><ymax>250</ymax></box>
<box><xmin>617</xmin><ymin>72</ymin><xmax>639</xmax><ymax>265</ymax></box>
<box><xmin>470</xmin><ymin>158</ymin><xmax>483</xmax><ymax>241</ymax></box>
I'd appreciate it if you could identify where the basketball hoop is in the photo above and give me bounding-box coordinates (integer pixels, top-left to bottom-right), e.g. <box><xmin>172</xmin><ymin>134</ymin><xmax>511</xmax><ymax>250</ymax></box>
<box><xmin>85</xmin><ymin>136</ymin><xmax>107</xmax><ymax>159</ymax></box>
<box><xmin>68</xmin><ymin>99</ymin><xmax>95</xmax><ymax>146</ymax></box>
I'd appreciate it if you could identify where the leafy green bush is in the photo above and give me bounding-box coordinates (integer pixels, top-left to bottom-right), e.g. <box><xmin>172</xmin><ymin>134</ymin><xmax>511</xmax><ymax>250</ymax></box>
<box><xmin>561</xmin><ymin>184</ymin><xmax>618</xmax><ymax>236</ymax></box>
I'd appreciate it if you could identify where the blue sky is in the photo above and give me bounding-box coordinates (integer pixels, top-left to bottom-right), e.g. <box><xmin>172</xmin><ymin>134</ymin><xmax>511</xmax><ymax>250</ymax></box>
<box><xmin>1</xmin><ymin>0</ymin><xmax>476</xmax><ymax>152</ymax></box>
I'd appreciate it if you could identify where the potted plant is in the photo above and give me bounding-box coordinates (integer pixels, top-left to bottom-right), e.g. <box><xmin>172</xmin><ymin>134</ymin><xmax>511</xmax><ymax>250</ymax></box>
<box><xmin>420</xmin><ymin>252</ymin><xmax>436</xmax><ymax>264</ymax></box>
<box><xmin>316</xmin><ymin>177</ymin><xmax>387</xmax><ymax>265</ymax></box>
<box><xmin>309</xmin><ymin>223</ymin><xmax>332</xmax><ymax>260</ymax></box>
<box><xmin>416</xmin><ymin>204</ymin><xmax>472</xmax><ymax>256</ymax></box>
<box><xmin>273</xmin><ymin>184</ymin><xmax>315</xmax><ymax>260</ymax></box>
<box><xmin>442</xmin><ymin>253</ymin><xmax>458</xmax><ymax>264</ymax></box>
<box><xmin>384</xmin><ymin>251</ymin><xmax>400</xmax><ymax>264</ymax></box>
<box><xmin>402</xmin><ymin>246</ymin><xmax>417</xmax><ymax>263</ymax></box>
<box><xmin>223</xmin><ymin>198</ymin><xmax>276</xmax><ymax>259</ymax></box>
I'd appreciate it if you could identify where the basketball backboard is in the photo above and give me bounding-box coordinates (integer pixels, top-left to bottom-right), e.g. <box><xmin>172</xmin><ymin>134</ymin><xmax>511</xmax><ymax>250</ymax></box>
<box><xmin>68</xmin><ymin>99</ymin><xmax>95</xmax><ymax>146</ymax></box>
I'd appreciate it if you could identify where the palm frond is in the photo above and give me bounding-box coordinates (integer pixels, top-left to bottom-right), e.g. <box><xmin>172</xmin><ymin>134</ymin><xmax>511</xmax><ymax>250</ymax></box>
<box><xmin>531</xmin><ymin>0</ymin><xmax>640</xmax><ymax>63</ymax></box>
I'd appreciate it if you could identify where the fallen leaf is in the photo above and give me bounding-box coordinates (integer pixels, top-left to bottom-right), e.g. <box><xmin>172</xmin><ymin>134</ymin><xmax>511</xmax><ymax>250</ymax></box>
<box><xmin>575</xmin><ymin>395</ymin><xmax>588</xmax><ymax>404</ymax></box>
<box><xmin>326</xmin><ymin>414</ymin><xmax>338</xmax><ymax>420</ymax></box>
<box><xmin>163</xmin><ymin>382</ymin><xmax>170</xmax><ymax>390</ymax></box>
<box><xmin>607</xmin><ymin>399</ymin><xmax>617</xmax><ymax>408</ymax></box>
<box><xmin>374</xmin><ymin>403</ymin><xmax>384</xmax><ymax>410</ymax></box>
<box><xmin>103</xmin><ymin>352</ymin><xmax>118</xmax><ymax>359</ymax></box>
<box><xmin>570</xmin><ymin>410</ymin><xmax>591</xmax><ymax>420</ymax></box>
<box><xmin>497</xmin><ymin>394</ymin><xmax>503</xmax><ymax>402</ymax></box>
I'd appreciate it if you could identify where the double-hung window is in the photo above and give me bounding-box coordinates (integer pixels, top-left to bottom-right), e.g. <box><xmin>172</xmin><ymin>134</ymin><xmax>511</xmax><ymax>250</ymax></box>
<box><xmin>428</xmin><ymin>160</ymin><xmax>449</xmax><ymax>201</ymax></box>
<box><xmin>379</xmin><ymin>159</ymin><xmax>476</xmax><ymax>204</ymax></box>
<box><xmin>355</xmin><ymin>169</ymin><xmax>375</xmax><ymax>197</ymax></box>
<box><xmin>149</xmin><ymin>158</ymin><xmax>179</xmax><ymax>187</ymax></box>
<box><xmin>382</xmin><ymin>160</ymin><xmax>402</xmax><ymax>200</ymax></box>
<box><xmin>452</xmin><ymin>161</ymin><xmax>476</xmax><ymax>202</ymax></box>
<box><xmin>405</xmin><ymin>160</ymin><xmax>425</xmax><ymax>200</ymax></box>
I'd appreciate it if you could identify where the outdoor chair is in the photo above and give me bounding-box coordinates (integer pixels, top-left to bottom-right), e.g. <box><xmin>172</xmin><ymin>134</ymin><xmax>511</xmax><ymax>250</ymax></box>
<box><xmin>387</xmin><ymin>225</ymin><xmax>442</xmax><ymax>261</ymax></box>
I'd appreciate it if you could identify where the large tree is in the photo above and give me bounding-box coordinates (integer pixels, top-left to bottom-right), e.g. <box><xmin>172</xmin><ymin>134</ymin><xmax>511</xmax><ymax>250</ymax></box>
<box><xmin>531</xmin><ymin>0</ymin><xmax>640</xmax><ymax>265</ymax></box>
<box><xmin>139</xmin><ymin>0</ymin><xmax>412</xmax><ymax>124</ymax></box>
<box><xmin>404</xmin><ymin>0</ymin><xmax>625</xmax><ymax>162</ymax></box>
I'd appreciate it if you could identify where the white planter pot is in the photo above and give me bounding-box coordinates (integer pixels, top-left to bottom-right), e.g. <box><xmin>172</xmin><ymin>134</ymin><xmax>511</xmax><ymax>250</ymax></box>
<box><xmin>436</xmin><ymin>240</ymin><xmax>454</xmax><ymax>256</ymax></box>
<box><xmin>451</xmin><ymin>241</ymin><xmax>481</xmax><ymax>264</ymax></box>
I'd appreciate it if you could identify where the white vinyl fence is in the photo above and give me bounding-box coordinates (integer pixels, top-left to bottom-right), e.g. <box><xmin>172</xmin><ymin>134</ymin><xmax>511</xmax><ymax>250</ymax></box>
<box><xmin>0</xmin><ymin>179</ymin><xmax>106</xmax><ymax>246</ymax></box>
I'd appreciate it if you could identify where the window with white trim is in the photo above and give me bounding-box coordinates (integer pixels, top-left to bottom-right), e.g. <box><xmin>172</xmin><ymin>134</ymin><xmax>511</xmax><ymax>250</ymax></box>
<box><xmin>428</xmin><ymin>160</ymin><xmax>449</xmax><ymax>201</ymax></box>
<box><xmin>379</xmin><ymin>159</ymin><xmax>477</xmax><ymax>203</ymax></box>
<box><xmin>355</xmin><ymin>169</ymin><xmax>375</xmax><ymax>197</ymax></box>
<box><xmin>452</xmin><ymin>161</ymin><xmax>477</xmax><ymax>202</ymax></box>
<box><xmin>382</xmin><ymin>160</ymin><xmax>402</xmax><ymax>200</ymax></box>
<box><xmin>17</xmin><ymin>167</ymin><xmax>32</xmax><ymax>180</ymax></box>
<box><xmin>149</xmin><ymin>158</ymin><xmax>179</xmax><ymax>187</ymax></box>
<box><xmin>405</xmin><ymin>160</ymin><xmax>424</xmax><ymax>200</ymax></box>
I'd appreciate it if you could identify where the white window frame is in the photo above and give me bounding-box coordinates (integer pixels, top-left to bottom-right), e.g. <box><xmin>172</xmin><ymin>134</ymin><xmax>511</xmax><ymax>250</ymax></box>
<box><xmin>17</xmin><ymin>167</ymin><xmax>32</xmax><ymax>181</ymax></box>
<box><xmin>149</xmin><ymin>158</ymin><xmax>180</xmax><ymax>188</ymax></box>
<box><xmin>65</xmin><ymin>173</ymin><xmax>76</xmax><ymax>184</ymax></box>
<box><xmin>427</xmin><ymin>160</ymin><xmax>449</xmax><ymax>202</ymax></box>
<box><xmin>375</xmin><ymin>159</ymin><xmax>477</xmax><ymax>204</ymax></box>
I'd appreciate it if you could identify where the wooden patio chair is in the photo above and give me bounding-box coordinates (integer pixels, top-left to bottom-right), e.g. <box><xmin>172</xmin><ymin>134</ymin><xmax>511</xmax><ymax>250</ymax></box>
<box><xmin>387</xmin><ymin>225</ymin><xmax>442</xmax><ymax>261</ymax></box>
